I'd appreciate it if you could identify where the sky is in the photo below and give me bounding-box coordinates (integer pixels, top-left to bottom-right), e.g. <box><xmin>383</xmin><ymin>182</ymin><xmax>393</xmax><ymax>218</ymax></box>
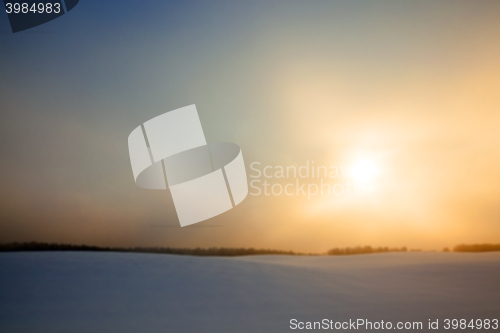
<box><xmin>1</xmin><ymin>0</ymin><xmax>500</xmax><ymax>252</ymax></box>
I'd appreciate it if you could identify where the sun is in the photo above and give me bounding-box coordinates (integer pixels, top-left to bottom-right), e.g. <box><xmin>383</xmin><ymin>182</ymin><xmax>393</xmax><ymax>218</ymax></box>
<box><xmin>350</xmin><ymin>159</ymin><xmax>378</xmax><ymax>183</ymax></box>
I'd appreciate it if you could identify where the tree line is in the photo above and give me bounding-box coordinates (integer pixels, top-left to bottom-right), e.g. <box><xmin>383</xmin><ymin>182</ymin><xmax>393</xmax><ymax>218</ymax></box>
<box><xmin>0</xmin><ymin>242</ymin><xmax>299</xmax><ymax>256</ymax></box>
<box><xmin>452</xmin><ymin>243</ymin><xmax>500</xmax><ymax>252</ymax></box>
<box><xmin>327</xmin><ymin>246</ymin><xmax>409</xmax><ymax>255</ymax></box>
<box><xmin>0</xmin><ymin>242</ymin><xmax>498</xmax><ymax>256</ymax></box>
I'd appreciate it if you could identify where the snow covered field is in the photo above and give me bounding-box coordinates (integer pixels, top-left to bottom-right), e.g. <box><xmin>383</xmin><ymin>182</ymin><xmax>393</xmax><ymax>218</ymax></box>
<box><xmin>0</xmin><ymin>252</ymin><xmax>499</xmax><ymax>332</ymax></box>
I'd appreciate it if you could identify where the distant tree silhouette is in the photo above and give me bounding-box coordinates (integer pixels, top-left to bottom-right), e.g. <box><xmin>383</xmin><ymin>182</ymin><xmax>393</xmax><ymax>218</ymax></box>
<box><xmin>0</xmin><ymin>242</ymin><xmax>299</xmax><ymax>257</ymax></box>
<box><xmin>327</xmin><ymin>246</ymin><xmax>408</xmax><ymax>255</ymax></box>
<box><xmin>3</xmin><ymin>242</ymin><xmax>497</xmax><ymax>256</ymax></box>
<box><xmin>453</xmin><ymin>243</ymin><xmax>500</xmax><ymax>252</ymax></box>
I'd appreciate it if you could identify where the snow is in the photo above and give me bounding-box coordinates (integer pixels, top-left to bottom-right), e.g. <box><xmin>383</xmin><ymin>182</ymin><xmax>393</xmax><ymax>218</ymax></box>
<box><xmin>0</xmin><ymin>252</ymin><xmax>499</xmax><ymax>332</ymax></box>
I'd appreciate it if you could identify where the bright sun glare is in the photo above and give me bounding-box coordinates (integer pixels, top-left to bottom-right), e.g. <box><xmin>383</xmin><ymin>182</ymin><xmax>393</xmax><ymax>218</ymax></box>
<box><xmin>350</xmin><ymin>159</ymin><xmax>378</xmax><ymax>183</ymax></box>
